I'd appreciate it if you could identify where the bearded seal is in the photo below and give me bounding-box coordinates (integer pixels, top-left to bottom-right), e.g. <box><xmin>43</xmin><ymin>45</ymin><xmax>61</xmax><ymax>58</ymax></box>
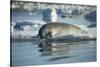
<box><xmin>38</xmin><ymin>23</ymin><xmax>88</xmax><ymax>39</ymax></box>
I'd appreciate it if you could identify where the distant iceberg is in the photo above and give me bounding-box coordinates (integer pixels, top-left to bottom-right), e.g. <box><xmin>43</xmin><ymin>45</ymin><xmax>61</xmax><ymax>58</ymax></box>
<box><xmin>42</xmin><ymin>8</ymin><xmax>57</xmax><ymax>23</ymax></box>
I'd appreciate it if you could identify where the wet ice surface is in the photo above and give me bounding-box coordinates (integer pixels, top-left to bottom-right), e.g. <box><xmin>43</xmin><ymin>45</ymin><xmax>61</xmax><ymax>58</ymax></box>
<box><xmin>11</xmin><ymin>40</ymin><xmax>96</xmax><ymax>66</ymax></box>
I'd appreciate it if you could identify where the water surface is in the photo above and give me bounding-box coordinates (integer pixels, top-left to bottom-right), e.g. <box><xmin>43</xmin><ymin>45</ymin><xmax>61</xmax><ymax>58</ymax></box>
<box><xmin>11</xmin><ymin>40</ymin><xmax>96</xmax><ymax>66</ymax></box>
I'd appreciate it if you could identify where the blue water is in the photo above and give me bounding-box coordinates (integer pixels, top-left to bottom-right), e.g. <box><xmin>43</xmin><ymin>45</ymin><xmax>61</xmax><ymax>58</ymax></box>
<box><xmin>11</xmin><ymin>40</ymin><xmax>96</xmax><ymax>66</ymax></box>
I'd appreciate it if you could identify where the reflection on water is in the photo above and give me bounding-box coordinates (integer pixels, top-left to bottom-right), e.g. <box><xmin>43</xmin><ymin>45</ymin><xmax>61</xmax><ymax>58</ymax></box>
<box><xmin>11</xmin><ymin>40</ymin><xmax>96</xmax><ymax>66</ymax></box>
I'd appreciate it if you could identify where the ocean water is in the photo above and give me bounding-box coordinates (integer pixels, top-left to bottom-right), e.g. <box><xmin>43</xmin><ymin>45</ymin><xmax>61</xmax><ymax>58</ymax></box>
<box><xmin>11</xmin><ymin>40</ymin><xmax>96</xmax><ymax>66</ymax></box>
